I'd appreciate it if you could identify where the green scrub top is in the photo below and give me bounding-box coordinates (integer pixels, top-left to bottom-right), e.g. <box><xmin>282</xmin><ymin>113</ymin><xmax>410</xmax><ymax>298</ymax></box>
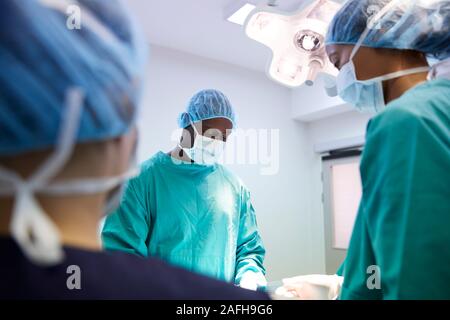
<box><xmin>102</xmin><ymin>151</ymin><xmax>266</xmax><ymax>283</ymax></box>
<box><xmin>340</xmin><ymin>79</ymin><xmax>450</xmax><ymax>299</ymax></box>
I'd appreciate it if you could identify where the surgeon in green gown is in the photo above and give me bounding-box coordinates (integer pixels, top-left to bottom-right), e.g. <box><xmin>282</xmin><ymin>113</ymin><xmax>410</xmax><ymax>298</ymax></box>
<box><xmin>280</xmin><ymin>0</ymin><xmax>450</xmax><ymax>300</ymax></box>
<box><xmin>102</xmin><ymin>89</ymin><xmax>267</xmax><ymax>290</ymax></box>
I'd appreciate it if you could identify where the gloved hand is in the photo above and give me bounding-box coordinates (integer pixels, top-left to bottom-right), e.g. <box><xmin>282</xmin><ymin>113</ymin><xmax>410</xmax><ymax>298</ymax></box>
<box><xmin>239</xmin><ymin>271</ymin><xmax>267</xmax><ymax>291</ymax></box>
<box><xmin>275</xmin><ymin>274</ymin><xmax>344</xmax><ymax>300</ymax></box>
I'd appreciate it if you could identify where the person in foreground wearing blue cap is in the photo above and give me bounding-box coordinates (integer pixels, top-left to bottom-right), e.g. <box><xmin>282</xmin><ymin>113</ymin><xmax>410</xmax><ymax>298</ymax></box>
<box><xmin>279</xmin><ymin>0</ymin><xmax>449</xmax><ymax>300</ymax></box>
<box><xmin>102</xmin><ymin>89</ymin><xmax>267</xmax><ymax>291</ymax></box>
<box><xmin>0</xmin><ymin>0</ymin><xmax>269</xmax><ymax>300</ymax></box>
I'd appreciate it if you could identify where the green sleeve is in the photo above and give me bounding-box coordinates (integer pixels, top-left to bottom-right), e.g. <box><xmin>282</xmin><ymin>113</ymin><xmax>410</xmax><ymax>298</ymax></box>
<box><xmin>342</xmin><ymin>104</ymin><xmax>450</xmax><ymax>299</ymax></box>
<box><xmin>340</xmin><ymin>203</ymin><xmax>382</xmax><ymax>300</ymax></box>
<box><xmin>101</xmin><ymin>175</ymin><xmax>150</xmax><ymax>257</ymax></box>
<box><xmin>234</xmin><ymin>188</ymin><xmax>266</xmax><ymax>284</ymax></box>
<box><xmin>336</xmin><ymin>261</ymin><xmax>345</xmax><ymax>277</ymax></box>
<box><xmin>338</xmin><ymin>115</ymin><xmax>384</xmax><ymax>300</ymax></box>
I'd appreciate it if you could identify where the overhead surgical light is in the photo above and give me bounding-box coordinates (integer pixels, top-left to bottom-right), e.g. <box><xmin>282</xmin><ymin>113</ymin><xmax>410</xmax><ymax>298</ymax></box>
<box><xmin>244</xmin><ymin>0</ymin><xmax>342</xmax><ymax>91</ymax></box>
<box><xmin>295</xmin><ymin>30</ymin><xmax>323</xmax><ymax>52</ymax></box>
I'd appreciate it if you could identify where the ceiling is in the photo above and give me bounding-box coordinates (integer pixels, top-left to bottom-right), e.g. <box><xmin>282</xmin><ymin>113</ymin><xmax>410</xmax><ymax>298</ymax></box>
<box><xmin>126</xmin><ymin>0</ymin><xmax>322</xmax><ymax>72</ymax></box>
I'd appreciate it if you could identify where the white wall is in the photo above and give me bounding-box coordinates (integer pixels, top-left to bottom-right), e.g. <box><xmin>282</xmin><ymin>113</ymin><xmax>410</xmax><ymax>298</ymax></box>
<box><xmin>136</xmin><ymin>44</ymin><xmax>373</xmax><ymax>280</ymax></box>
<box><xmin>308</xmin><ymin>111</ymin><xmax>373</xmax><ymax>145</ymax></box>
<box><xmin>291</xmin><ymin>77</ymin><xmax>352</xmax><ymax>122</ymax></box>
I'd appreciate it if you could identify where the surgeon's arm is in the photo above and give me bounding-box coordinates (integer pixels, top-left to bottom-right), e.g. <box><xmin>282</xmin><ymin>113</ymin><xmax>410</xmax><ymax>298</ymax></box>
<box><xmin>101</xmin><ymin>177</ymin><xmax>150</xmax><ymax>257</ymax></box>
<box><xmin>344</xmin><ymin>106</ymin><xmax>450</xmax><ymax>299</ymax></box>
<box><xmin>337</xmin><ymin>114</ymin><xmax>390</xmax><ymax>300</ymax></box>
<box><xmin>234</xmin><ymin>188</ymin><xmax>266</xmax><ymax>290</ymax></box>
<box><xmin>339</xmin><ymin>203</ymin><xmax>381</xmax><ymax>300</ymax></box>
<box><xmin>341</xmin><ymin>108</ymin><xmax>426</xmax><ymax>299</ymax></box>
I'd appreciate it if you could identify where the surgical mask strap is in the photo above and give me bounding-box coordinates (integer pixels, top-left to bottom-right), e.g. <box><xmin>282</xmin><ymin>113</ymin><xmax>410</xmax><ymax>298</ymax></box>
<box><xmin>40</xmin><ymin>168</ymin><xmax>140</xmax><ymax>195</ymax></box>
<box><xmin>190</xmin><ymin>119</ymin><xmax>201</xmax><ymax>138</ymax></box>
<box><xmin>358</xmin><ymin>66</ymin><xmax>430</xmax><ymax>84</ymax></box>
<box><xmin>0</xmin><ymin>88</ymin><xmax>84</xmax><ymax>266</ymax></box>
<box><xmin>350</xmin><ymin>0</ymin><xmax>406</xmax><ymax>61</ymax></box>
<box><xmin>178</xmin><ymin>116</ymin><xmax>201</xmax><ymax>150</ymax></box>
<box><xmin>0</xmin><ymin>89</ymin><xmax>83</xmax><ymax>194</ymax></box>
<box><xmin>31</xmin><ymin>89</ymin><xmax>84</xmax><ymax>186</ymax></box>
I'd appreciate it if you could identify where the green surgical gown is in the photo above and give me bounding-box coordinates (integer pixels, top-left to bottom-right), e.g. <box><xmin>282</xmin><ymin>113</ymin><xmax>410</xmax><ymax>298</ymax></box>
<box><xmin>340</xmin><ymin>79</ymin><xmax>450</xmax><ymax>299</ymax></box>
<box><xmin>102</xmin><ymin>151</ymin><xmax>266</xmax><ymax>283</ymax></box>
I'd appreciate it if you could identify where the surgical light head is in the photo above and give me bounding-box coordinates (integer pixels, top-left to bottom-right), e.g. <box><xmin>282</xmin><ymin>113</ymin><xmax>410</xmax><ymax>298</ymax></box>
<box><xmin>245</xmin><ymin>0</ymin><xmax>342</xmax><ymax>91</ymax></box>
<box><xmin>295</xmin><ymin>30</ymin><xmax>323</xmax><ymax>53</ymax></box>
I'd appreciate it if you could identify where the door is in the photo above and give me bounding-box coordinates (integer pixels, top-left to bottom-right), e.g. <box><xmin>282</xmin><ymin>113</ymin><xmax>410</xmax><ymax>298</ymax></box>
<box><xmin>322</xmin><ymin>155</ymin><xmax>362</xmax><ymax>274</ymax></box>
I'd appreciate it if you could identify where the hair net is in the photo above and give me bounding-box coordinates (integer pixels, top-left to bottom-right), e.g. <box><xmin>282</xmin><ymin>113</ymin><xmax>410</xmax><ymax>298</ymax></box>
<box><xmin>325</xmin><ymin>0</ymin><xmax>450</xmax><ymax>60</ymax></box>
<box><xmin>178</xmin><ymin>89</ymin><xmax>236</xmax><ymax>129</ymax></box>
<box><xmin>0</xmin><ymin>0</ymin><xmax>148</xmax><ymax>156</ymax></box>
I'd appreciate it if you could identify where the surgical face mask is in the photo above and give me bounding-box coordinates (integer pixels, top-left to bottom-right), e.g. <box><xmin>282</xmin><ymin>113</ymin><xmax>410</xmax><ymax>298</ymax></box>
<box><xmin>337</xmin><ymin>60</ymin><xmax>430</xmax><ymax>113</ymax></box>
<box><xmin>0</xmin><ymin>88</ymin><xmax>139</xmax><ymax>266</ymax></box>
<box><xmin>179</xmin><ymin>122</ymin><xmax>226</xmax><ymax>166</ymax></box>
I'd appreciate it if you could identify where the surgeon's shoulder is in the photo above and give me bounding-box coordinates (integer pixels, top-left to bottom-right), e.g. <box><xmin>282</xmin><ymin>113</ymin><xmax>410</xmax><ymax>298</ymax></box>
<box><xmin>369</xmin><ymin>80</ymin><xmax>450</xmax><ymax>135</ymax></box>
<box><xmin>371</xmin><ymin>103</ymin><xmax>421</xmax><ymax>131</ymax></box>
<box><xmin>386</xmin><ymin>79</ymin><xmax>450</xmax><ymax>120</ymax></box>
<box><xmin>123</xmin><ymin>152</ymin><xmax>165</xmax><ymax>190</ymax></box>
<box><xmin>137</xmin><ymin>152</ymin><xmax>167</xmax><ymax>175</ymax></box>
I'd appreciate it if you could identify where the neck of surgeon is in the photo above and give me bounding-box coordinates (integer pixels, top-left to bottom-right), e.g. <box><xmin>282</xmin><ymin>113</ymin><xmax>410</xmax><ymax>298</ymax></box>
<box><xmin>0</xmin><ymin>132</ymin><xmax>136</xmax><ymax>252</ymax></box>
<box><xmin>0</xmin><ymin>194</ymin><xmax>103</xmax><ymax>251</ymax></box>
<box><xmin>382</xmin><ymin>50</ymin><xmax>430</xmax><ymax>104</ymax></box>
<box><xmin>383</xmin><ymin>60</ymin><xmax>428</xmax><ymax>104</ymax></box>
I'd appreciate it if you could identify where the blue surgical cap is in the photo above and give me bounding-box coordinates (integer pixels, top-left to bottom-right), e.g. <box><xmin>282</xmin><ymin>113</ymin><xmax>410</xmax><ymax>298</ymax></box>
<box><xmin>178</xmin><ymin>89</ymin><xmax>236</xmax><ymax>129</ymax></box>
<box><xmin>325</xmin><ymin>0</ymin><xmax>450</xmax><ymax>60</ymax></box>
<box><xmin>0</xmin><ymin>0</ymin><xmax>148</xmax><ymax>156</ymax></box>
